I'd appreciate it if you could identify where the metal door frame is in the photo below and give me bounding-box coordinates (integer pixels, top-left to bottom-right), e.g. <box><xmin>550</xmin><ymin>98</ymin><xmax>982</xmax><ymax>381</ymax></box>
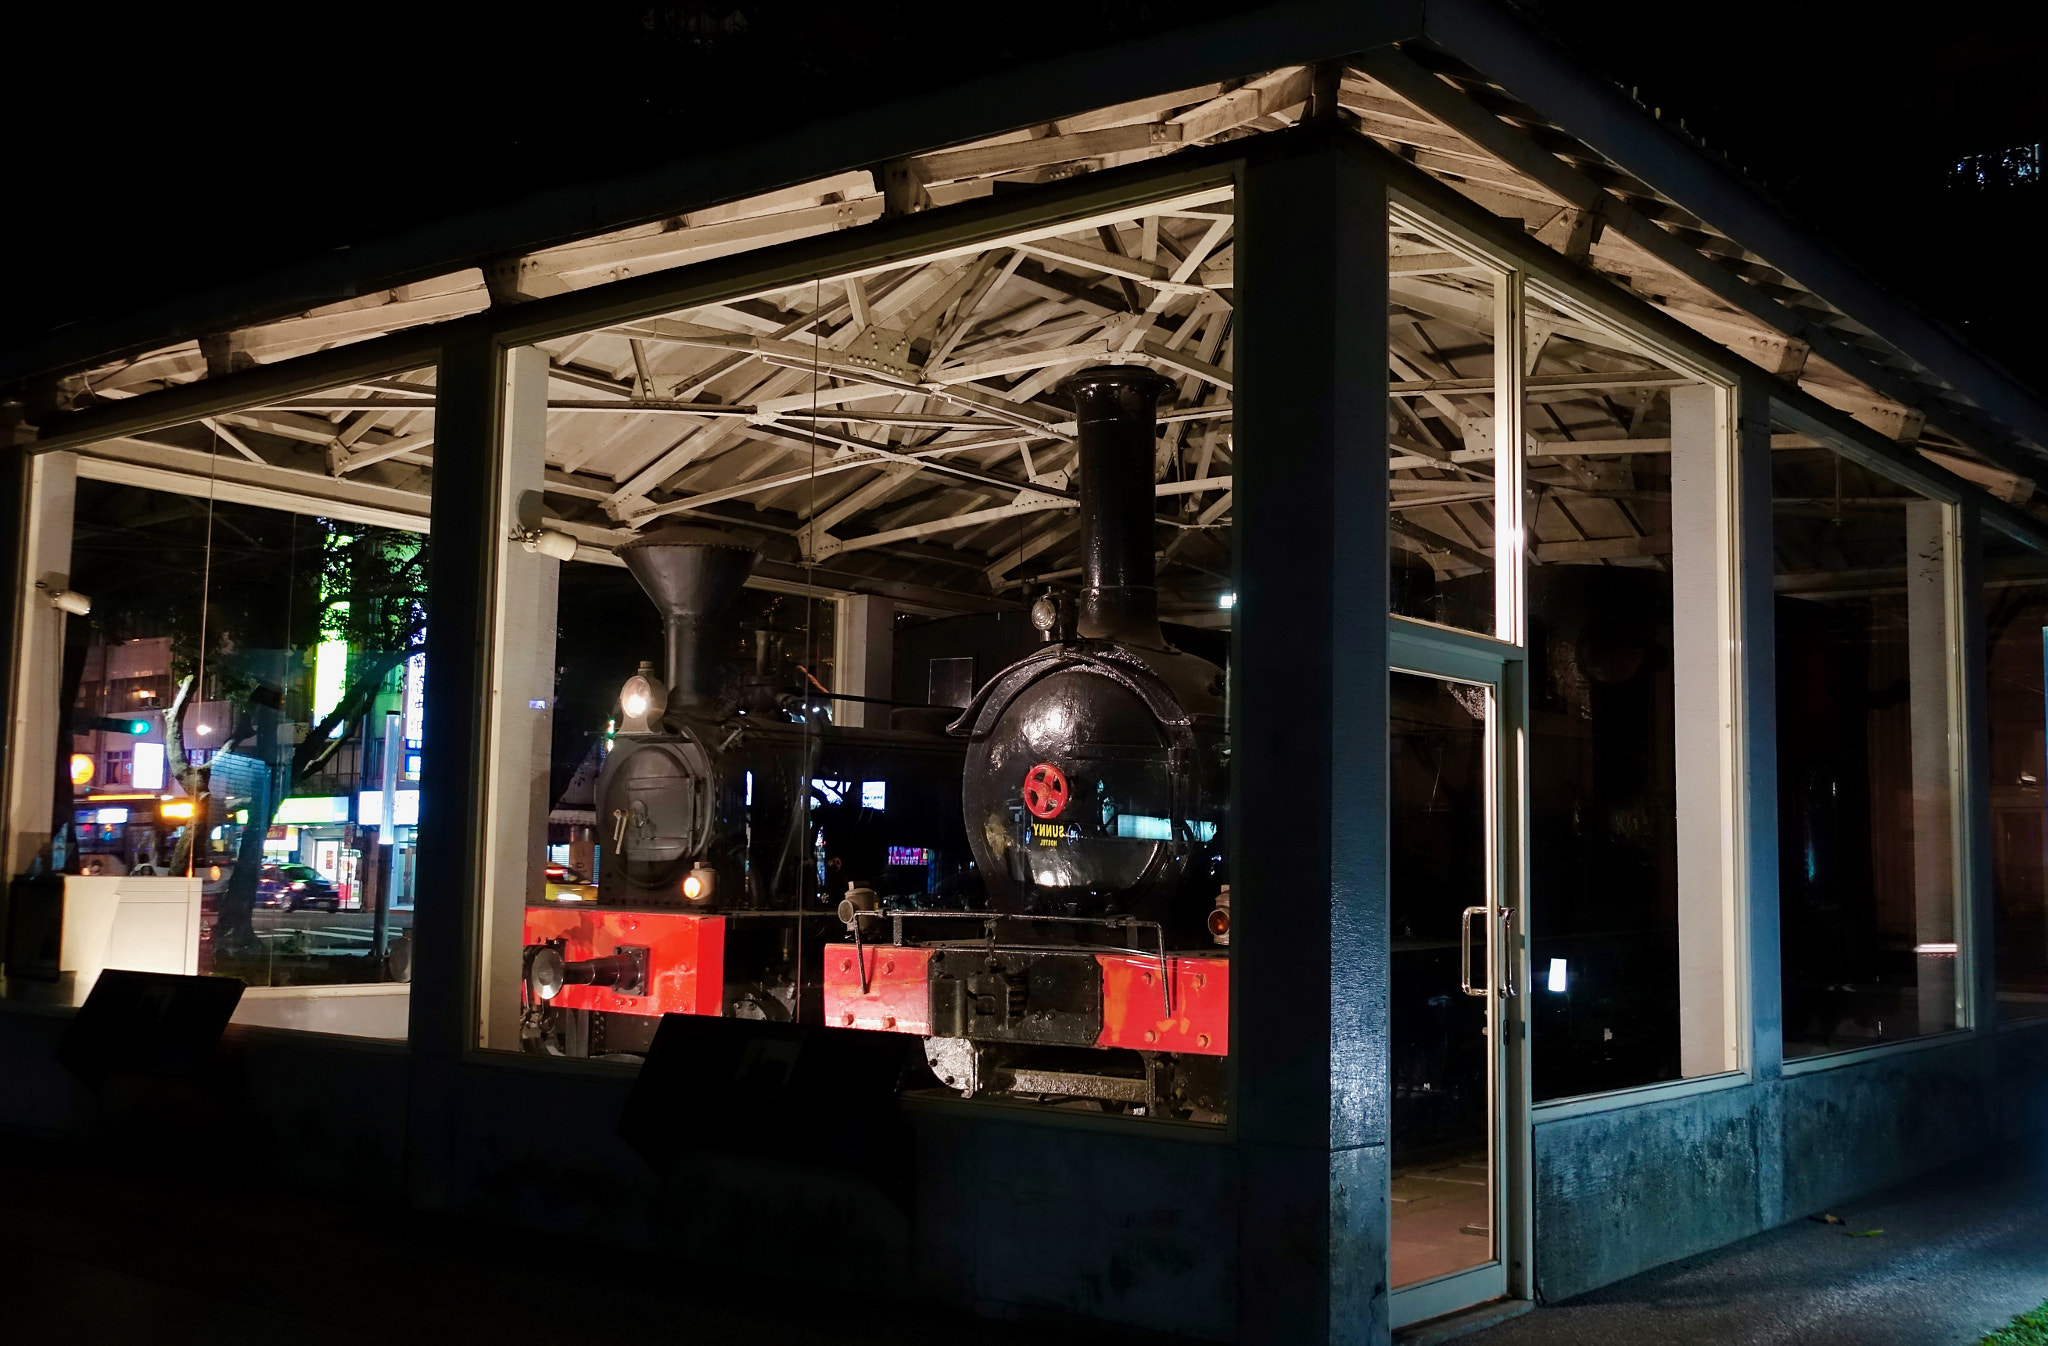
<box><xmin>1387</xmin><ymin>615</ymin><xmax>1533</xmax><ymax>1327</ymax></box>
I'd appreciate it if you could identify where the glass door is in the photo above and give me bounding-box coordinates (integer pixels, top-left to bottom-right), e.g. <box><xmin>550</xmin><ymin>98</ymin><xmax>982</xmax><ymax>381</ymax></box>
<box><xmin>1388</xmin><ymin>618</ymin><xmax>1526</xmax><ymax>1328</ymax></box>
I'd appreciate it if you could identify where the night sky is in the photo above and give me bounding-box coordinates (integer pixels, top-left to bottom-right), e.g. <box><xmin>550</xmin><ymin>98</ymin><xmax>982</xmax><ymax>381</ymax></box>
<box><xmin>6</xmin><ymin>1</ymin><xmax>2041</xmax><ymax>387</ymax></box>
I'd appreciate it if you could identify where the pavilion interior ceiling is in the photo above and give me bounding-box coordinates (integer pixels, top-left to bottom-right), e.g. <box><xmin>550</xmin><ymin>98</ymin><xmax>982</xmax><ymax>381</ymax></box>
<box><xmin>63</xmin><ymin>44</ymin><xmax>2046</xmax><ymax>612</ymax></box>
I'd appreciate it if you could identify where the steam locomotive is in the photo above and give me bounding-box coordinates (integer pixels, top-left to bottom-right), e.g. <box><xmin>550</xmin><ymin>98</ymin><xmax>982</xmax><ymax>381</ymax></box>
<box><xmin>520</xmin><ymin>527</ymin><xmax>973</xmax><ymax>1057</ymax></box>
<box><xmin>526</xmin><ymin>366</ymin><xmax>1234</xmax><ymax>1121</ymax></box>
<box><xmin>821</xmin><ymin>367</ymin><xmax>1232</xmax><ymax>1121</ymax></box>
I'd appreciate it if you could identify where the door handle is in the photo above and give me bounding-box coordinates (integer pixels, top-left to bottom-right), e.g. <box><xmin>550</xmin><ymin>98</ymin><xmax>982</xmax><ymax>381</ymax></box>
<box><xmin>1460</xmin><ymin>905</ymin><xmax>1488</xmax><ymax>997</ymax></box>
<box><xmin>1498</xmin><ymin>907</ymin><xmax>1516</xmax><ymax>1000</ymax></box>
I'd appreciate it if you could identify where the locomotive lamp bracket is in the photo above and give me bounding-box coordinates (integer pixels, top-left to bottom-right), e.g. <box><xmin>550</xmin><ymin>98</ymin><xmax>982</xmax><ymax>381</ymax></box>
<box><xmin>513</xmin><ymin>526</ymin><xmax>579</xmax><ymax>561</ymax></box>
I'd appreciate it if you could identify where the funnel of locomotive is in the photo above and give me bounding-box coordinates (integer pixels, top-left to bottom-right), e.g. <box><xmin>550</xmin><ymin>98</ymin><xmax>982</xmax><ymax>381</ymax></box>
<box><xmin>616</xmin><ymin>526</ymin><xmax>757</xmax><ymax>707</ymax></box>
<box><xmin>953</xmin><ymin>365</ymin><xmax>1229</xmax><ymax>929</ymax></box>
<box><xmin>594</xmin><ymin>528</ymin><xmax>759</xmax><ymax>906</ymax></box>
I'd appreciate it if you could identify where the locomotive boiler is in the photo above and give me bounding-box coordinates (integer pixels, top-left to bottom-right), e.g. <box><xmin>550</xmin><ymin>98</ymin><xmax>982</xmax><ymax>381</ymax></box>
<box><xmin>521</xmin><ymin>526</ymin><xmax>972</xmax><ymax>1057</ymax></box>
<box><xmin>822</xmin><ymin>367</ymin><xmax>1232</xmax><ymax>1120</ymax></box>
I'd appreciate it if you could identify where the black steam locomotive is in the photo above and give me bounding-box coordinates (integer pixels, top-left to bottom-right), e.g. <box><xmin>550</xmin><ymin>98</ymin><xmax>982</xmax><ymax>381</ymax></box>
<box><xmin>526</xmin><ymin>368</ymin><xmax>1236</xmax><ymax>1121</ymax></box>
<box><xmin>521</xmin><ymin>527</ymin><xmax>972</xmax><ymax>1057</ymax></box>
<box><xmin>823</xmin><ymin>367</ymin><xmax>1233</xmax><ymax>1121</ymax></box>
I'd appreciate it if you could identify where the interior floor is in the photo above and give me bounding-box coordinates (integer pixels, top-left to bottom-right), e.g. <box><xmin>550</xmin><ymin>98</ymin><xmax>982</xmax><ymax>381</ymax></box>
<box><xmin>1391</xmin><ymin>1148</ymin><xmax>1493</xmax><ymax>1288</ymax></box>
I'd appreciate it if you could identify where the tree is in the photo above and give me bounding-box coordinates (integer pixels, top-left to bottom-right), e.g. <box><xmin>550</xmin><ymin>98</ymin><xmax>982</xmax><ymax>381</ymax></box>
<box><xmin>71</xmin><ymin>483</ymin><xmax>429</xmax><ymax>961</ymax></box>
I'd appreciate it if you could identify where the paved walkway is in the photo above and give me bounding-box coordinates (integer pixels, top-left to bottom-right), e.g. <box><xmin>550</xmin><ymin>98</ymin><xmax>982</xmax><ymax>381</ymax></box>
<box><xmin>1469</xmin><ymin>1138</ymin><xmax>2048</xmax><ymax>1346</ymax></box>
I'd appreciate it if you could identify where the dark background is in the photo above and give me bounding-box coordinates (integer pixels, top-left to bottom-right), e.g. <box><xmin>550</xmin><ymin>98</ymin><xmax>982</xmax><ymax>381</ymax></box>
<box><xmin>5</xmin><ymin>1</ymin><xmax>2041</xmax><ymax>389</ymax></box>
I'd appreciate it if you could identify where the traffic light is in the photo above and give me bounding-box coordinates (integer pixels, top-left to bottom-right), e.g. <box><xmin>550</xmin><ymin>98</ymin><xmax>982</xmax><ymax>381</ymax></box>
<box><xmin>92</xmin><ymin>715</ymin><xmax>152</xmax><ymax>736</ymax></box>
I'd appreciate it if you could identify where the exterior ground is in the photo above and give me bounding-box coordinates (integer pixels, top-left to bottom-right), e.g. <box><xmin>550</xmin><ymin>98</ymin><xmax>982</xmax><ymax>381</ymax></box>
<box><xmin>1465</xmin><ymin>1138</ymin><xmax>2048</xmax><ymax>1346</ymax></box>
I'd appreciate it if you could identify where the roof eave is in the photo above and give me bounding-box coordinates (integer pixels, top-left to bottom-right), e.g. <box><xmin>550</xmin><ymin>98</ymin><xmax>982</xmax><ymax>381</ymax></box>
<box><xmin>1420</xmin><ymin>0</ymin><xmax>2048</xmax><ymax>455</ymax></box>
<box><xmin>0</xmin><ymin>0</ymin><xmax>1425</xmax><ymax>396</ymax></box>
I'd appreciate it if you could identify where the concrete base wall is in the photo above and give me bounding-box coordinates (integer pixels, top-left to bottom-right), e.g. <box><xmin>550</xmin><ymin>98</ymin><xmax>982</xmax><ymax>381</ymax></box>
<box><xmin>0</xmin><ymin>1008</ymin><xmax>1238</xmax><ymax>1340</ymax></box>
<box><xmin>1531</xmin><ymin>1023</ymin><xmax>2048</xmax><ymax>1303</ymax></box>
<box><xmin>12</xmin><ymin>994</ymin><xmax>2042</xmax><ymax>1333</ymax></box>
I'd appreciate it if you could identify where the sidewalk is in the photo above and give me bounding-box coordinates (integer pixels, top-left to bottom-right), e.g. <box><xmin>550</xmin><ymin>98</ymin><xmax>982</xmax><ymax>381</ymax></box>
<box><xmin>1467</xmin><ymin>1139</ymin><xmax>2048</xmax><ymax>1346</ymax></box>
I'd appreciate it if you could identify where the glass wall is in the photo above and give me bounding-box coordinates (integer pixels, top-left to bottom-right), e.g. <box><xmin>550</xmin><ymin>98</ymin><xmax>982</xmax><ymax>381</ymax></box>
<box><xmin>481</xmin><ymin>189</ymin><xmax>1238</xmax><ymax>1125</ymax></box>
<box><xmin>1983</xmin><ymin>525</ymin><xmax>2048</xmax><ymax>1021</ymax></box>
<box><xmin>1387</xmin><ymin>212</ymin><xmax>1504</xmax><ymax>637</ymax></box>
<box><xmin>1519</xmin><ymin>292</ymin><xmax>1740</xmax><ymax>1100</ymax></box>
<box><xmin>1384</xmin><ymin>205</ymin><xmax>1745</xmax><ymax>1104</ymax></box>
<box><xmin>1774</xmin><ymin>419</ymin><xmax>1960</xmax><ymax>1057</ymax></box>
<box><xmin>5</xmin><ymin>372</ymin><xmax>435</xmax><ymax>1038</ymax></box>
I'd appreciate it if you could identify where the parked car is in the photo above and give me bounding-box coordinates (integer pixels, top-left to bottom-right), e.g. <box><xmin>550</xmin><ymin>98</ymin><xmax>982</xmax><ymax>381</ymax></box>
<box><xmin>261</xmin><ymin>863</ymin><xmax>341</xmax><ymax>913</ymax></box>
<box><xmin>543</xmin><ymin>861</ymin><xmax>597</xmax><ymax>904</ymax></box>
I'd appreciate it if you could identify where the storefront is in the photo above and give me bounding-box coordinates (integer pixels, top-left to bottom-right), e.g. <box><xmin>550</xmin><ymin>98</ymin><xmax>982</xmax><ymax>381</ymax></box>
<box><xmin>4</xmin><ymin>4</ymin><xmax>2047</xmax><ymax>1341</ymax></box>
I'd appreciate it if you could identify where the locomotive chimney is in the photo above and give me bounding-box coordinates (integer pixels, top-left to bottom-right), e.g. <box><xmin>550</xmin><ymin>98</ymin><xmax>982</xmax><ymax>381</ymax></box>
<box><xmin>1057</xmin><ymin>365</ymin><xmax>1175</xmax><ymax>647</ymax></box>
<box><xmin>615</xmin><ymin>526</ymin><xmax>758</xmax><ymax>706</ymax></box>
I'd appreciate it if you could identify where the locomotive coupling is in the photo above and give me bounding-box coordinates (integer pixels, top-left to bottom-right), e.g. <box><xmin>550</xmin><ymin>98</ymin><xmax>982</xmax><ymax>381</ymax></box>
<box><xmin>525</xmin><ymin>941</ymin><xmax>650</xmax><ymax>1001</ymax></box>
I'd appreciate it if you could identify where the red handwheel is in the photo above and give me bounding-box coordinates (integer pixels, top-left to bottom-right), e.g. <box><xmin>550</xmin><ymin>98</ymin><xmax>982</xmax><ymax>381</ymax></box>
<box><xmin>1022</xmin><ymin>762</ymin><xmax>1070</xmax><ymax>819</ymax></box>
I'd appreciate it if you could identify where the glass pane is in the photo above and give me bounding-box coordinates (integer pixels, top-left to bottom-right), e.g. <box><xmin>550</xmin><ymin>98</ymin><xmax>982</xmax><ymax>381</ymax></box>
<box><xmin>1522</xmin><ymin>295</ymin><xmax>1738</xmax><ymax>1099</ymax></box>
<box><xmin>1984</xmin><ymin>528</ymin><xmax>2048</xmax><ymax>1021</ymax></box>
<box><xmin>1390</xmin><ymin>670</ymin><xmax>1495</xmax><ymax>1287</ymax></box>
<box><xmin>490</xmin><ymin>194</ymin><xmax>1237</xmax><ymax>1125</ymax></box>
<box><xmin>23</xmin><ymin>373</ymin><xmax>436</xmax><ymax>1038</ymax></box>
<box><xmin>1775</xmin><ymin>425</ymin><xmax>1958</xmax><ymax>1056</ymax></box>
<box><xmin>1389</xmin><ymin>218</ymin><xmax>1497</xmax><ymax>635</ymax></box>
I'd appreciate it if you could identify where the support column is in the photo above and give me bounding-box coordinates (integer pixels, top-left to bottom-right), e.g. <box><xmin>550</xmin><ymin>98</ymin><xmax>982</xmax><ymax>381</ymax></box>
<box><xmin>1735</xmin><ymin>379</ymin><xmax>1784</xmax><ymax>1225</ymax></box>
<box><xmin>835</xmin><ymin>593</ymin><xmax>894</xmax><ymax>728</ymax></box>
<box><xmin>1670</xmin><ymin>384</ymin><xmax>1738</xmax><ymax>1077</ymax></box>
<box><xmin>1905</xmin><ymin>499</ymin><xmax>1957</xmax><ymax>1034</ymax></box>
<box><xmin>1235</xmin><ymin>131</ymin><xmax>1391</xmax><ymax>1346</ymax></box>
<box><xmin>4</xmin><ymin>449</ymin><xmax>78</xmax><ymax>880</ymax></box>
<box><xmin>480</xmin><ymin>346</ymin><xmax>558</xmax><ymax>1051</ymax></box>
<box><xmin>408</xmin><ymin>336</ymin><xmax>501</xmax><ymax>1208</ymax></box>
<box><xmin>1955</xmin><ymin>505</ymin><xmax>1994</xmax><ymax>1030</ymax></box>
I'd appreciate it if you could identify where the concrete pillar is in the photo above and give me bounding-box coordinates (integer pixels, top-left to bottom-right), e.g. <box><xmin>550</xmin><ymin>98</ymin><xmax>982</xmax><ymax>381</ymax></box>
<box><xmin>1670</xmin><ymin>384</ymin><xmax>1738</xmax><ymax>1077</ymax></box>
<box><xmin>835</xmin><ymin>593</ymin><xmax>894</xmax><ymax>729</ymax></box>
<box><xmin>1234</xmin><ymin>130</ymin><xmax>1391</xmax><ymax>1346</ymax></box>
<box><xmin>4</xmin><ymin>449</ymin><xmax>77</xmax><ymax>879</ymax></box>
<box><xmin>1905</xmin><ymin>499</ymin><xmax>1956</xmax><ymax>1033</ymax></box>
<box><xmin>1735</xmin><ymin>380</ymin><xmax>1786</xmax><ymax>1225</ymax></box>
<box><xmin>480</xmin><ymin>345</ymin><xmax>559</xmax><ymax>1051</ymax></box>
<box><xmin>408</xmin><ymin>336</ymin><xmax>502</xmax><ymax>1207</ymax></box>
<box><xmin>1955</xmin><ymin>505</ymin><xmax>1995</xmax><ymax>1030</ymax></box>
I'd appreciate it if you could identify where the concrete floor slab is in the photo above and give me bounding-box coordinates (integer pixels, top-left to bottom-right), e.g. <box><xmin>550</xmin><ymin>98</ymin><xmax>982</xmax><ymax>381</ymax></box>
<box><xmin>1469</xmin><ymin>1137</ymin><xmax>2048</xmax><ymax>1346</ymax></box>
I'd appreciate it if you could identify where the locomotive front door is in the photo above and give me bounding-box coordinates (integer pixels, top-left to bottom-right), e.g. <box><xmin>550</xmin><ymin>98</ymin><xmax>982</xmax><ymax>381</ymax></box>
<box><xmin>1387</xmin><ymin>618</ymin><xmax>1530</xmax><ymax>1329</ymax></box>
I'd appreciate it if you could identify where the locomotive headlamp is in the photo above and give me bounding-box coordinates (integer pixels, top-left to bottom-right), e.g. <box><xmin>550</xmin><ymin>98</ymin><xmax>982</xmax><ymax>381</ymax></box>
<box><xmin>617</xmin><ymin>662</ymin><xmax>667</xmax><ymax>733</ymax></box>
<box><xmin>681</xmin><ymin>864</ymin><xmax>716</xmax><ymax>904</ymax></box>
<box><xmin>1207</xmin><ymin>884</ymin><xmax>1231</xmax><ymax>946</ymax></box>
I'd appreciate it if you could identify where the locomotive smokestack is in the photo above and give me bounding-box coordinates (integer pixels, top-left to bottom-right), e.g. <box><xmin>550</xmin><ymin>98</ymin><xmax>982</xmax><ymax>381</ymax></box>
<box><xmin>1057</xmin><ymin>365</ymin><xmax>1175</xmax><ymax>648</ymax></box>
<box><xmin>615</xmin><ymin>526</ymin><xmax>758</xmax><ymax>706</ymax></box>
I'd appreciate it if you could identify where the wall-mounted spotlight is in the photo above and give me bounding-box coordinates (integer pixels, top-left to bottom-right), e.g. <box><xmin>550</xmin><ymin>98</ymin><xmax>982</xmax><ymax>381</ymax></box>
<box><xmin>37</xmin><ymin>583</ymin><xmax>91</xmax><ymax>616</ymax></box>
<box><xmin>515</xmin><ymin>528</ymin><xmax>579</xmax><ymax>562</ymax></box>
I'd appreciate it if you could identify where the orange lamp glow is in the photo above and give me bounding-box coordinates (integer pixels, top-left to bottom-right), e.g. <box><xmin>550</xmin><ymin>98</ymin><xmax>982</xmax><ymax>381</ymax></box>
<box><xmin>69</xmin><ymin>754</ymin><xmax>94</xmax><ymax>787</ymax></box>
<box><xmin>160</xmin><ymin>800</ymin><xmax>196</xmax><ymax>820</ymax></box>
